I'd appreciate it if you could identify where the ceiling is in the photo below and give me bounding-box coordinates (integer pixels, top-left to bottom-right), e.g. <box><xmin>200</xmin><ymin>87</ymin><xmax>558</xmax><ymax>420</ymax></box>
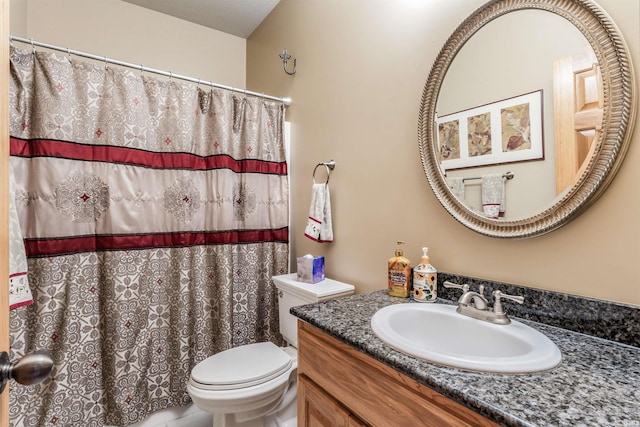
<box><xmin>122</xmin><ymin>0</ymin><xmax>281</xmax><ymax>38</ymax></box>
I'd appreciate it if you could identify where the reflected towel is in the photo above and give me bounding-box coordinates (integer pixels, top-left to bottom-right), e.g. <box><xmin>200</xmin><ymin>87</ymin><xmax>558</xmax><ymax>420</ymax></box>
<box><xmin>449</xmin><ymin>177</ymin><xmax>465</xmax><ymax>201</ymax></box>
<box><xmin>481</xmin><ymin>174</ymin><xmax>505</xmax><ymax>219</ymax></box>
<box><xmin>9</xmin><ymin>163</ymin><xmax>32</xmax><ymax>310</ymax></box>
<box><xmin>304</xmin><ymin>183</ymin><xmax>334</xmax><ymax>243</ymax></box>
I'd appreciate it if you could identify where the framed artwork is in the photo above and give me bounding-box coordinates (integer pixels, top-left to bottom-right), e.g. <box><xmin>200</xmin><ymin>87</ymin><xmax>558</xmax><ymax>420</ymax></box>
<box><xmin>437</xmin><ymin>90</ymin><xmax>544</xmax><ymax>171</ymax></box>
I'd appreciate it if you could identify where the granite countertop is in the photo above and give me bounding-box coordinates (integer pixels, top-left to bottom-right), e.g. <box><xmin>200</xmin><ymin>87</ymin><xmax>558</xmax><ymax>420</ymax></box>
<box><xmin>291</xmin><ymin>290</ymin><xmax>640</xmax><ymax>427</ymax></box>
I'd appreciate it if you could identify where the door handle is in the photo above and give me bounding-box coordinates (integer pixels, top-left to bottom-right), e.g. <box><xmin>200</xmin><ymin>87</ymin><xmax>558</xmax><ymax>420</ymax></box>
<box><xmin>0</xmin><ymin>351</ymin><xmax>54</xmax><ymax>394</ymax></box>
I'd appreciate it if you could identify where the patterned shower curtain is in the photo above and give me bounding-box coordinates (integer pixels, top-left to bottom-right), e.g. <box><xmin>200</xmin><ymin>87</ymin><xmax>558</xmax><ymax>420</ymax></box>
<box><xmin>8</xmin><ymin>46</ymin><xmax>289</xmax><ymax>426</ymax></box>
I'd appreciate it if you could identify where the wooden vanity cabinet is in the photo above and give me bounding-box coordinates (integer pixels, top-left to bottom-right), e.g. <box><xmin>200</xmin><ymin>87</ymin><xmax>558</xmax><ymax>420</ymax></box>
<box><xmin>297</xmin><ymin>321</ymin><xmax>499</xmax><ymax>427</ymax></box>
<box><xmin>298</xmin><ymin>375</ymin><xmax>366</xmax><ymax>426</ymax></box>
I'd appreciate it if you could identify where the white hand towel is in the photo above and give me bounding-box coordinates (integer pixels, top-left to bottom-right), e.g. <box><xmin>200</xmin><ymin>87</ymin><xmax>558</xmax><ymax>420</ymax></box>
<box><xmin>9</xmin><ymin>163</ymin><xmax>33</xmax><ymax>310</ymax></box>
<box><xmin>449</xmin><ymin>177</ymin><xmax>465</xmax><ymax>201</ymax></box>
<box><xmin>481</xmin><ymin>174</ymin><xmax>505</xmax><ymax>219</ymax></box>
<box><xmin>304</xmin><ymin>183</ymin><xmax>334</xmax><ymax>243</ymax></box>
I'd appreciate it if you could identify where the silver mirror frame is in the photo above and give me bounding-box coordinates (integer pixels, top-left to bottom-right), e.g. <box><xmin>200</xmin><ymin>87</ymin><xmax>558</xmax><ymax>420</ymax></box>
<box><xmin>418</xmin><ymin>0</ymin><xmax>636</xmax><ymax>238</ymax></box>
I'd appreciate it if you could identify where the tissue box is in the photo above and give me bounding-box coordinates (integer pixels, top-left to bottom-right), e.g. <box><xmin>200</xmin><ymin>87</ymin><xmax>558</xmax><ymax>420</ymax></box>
<box><xmin>296</xmin><ymin>255</ymin><xmax>325</xmax><ymax>284</ymax></box>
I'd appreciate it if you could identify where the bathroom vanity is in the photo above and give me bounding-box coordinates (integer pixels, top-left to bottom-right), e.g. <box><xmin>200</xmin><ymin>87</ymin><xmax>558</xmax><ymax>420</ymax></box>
<box><xmin>297</xmin><ymin>321</ymin><xmax>497</xmax><ymax>426</ymax></box>
<box><xmin>292</xmin><ymin>289</ymin><xmax>640</xmax><ymax>427</ymax></box>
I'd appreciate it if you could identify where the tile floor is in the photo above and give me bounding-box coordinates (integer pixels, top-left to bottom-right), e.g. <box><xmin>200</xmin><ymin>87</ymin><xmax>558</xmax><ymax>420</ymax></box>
<box><xmin>124</xmin><ymin>404</ymin><xmax>213</xmax><ymax>427</ymax></box>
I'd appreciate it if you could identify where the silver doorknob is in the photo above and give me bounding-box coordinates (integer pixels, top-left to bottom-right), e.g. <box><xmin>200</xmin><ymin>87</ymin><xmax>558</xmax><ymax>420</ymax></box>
<box><xmin>0</xmin><ymin>351</ymin><xmax>54</xmax><ymax>394</ymax></box>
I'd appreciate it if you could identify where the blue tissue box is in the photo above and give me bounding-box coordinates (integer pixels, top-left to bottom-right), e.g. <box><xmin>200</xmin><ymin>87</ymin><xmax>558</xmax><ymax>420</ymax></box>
<box><xmin>296</xmin><ymin>255</ymin><xmax>325</xmax><ymax>284</ymax></box>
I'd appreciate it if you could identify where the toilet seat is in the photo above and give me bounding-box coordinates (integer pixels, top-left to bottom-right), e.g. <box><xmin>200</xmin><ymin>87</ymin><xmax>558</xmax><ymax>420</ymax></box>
<box><xmin>190</xmin><ymin>342</ymin><xmax>293</xmax><ymax>391</ymax></box>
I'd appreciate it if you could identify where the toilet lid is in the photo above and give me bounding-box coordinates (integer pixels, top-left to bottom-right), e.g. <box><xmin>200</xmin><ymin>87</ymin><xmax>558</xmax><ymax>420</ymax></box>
<box><xmin>191</xmin><ymin>342</ymin><xmax>293</xmax><ymax>390</ymax></box>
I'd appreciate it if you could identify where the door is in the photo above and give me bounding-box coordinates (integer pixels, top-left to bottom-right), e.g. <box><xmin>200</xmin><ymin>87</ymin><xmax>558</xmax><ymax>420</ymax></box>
<box><xmin>1</xmin><ymin>0</ymin><xmax>11</xmax><ymax>425</ymax></box>
<box><xmin>553</xmin><ymin>48</ymin><xmax>603</xmax><ymax>195</ymax></box>
<box><xmin>298</xmin><ymin>376</ymin><xmax>351</xmax><ymax>427</ymax></box>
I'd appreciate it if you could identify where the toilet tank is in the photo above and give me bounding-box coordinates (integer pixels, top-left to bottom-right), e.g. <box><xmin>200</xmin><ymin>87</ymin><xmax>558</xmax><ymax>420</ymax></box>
<box><xmin>272</xmin><ymin>273</ymin><xmax>355</xmax><ymax>348</ymax></box>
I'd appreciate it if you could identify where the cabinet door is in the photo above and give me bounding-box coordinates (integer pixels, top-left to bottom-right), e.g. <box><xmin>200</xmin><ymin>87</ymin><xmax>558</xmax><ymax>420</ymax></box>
<box><xmin>298</xmin><ymin>375</ymin><xmax>351</xmax><ymax>427</ymax></box>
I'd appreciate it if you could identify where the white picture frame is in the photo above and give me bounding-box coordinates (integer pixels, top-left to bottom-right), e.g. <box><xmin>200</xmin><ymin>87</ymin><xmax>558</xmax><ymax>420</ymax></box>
<box><xmin>437</xmin><ymin>90</ymin><xmax>544</xmax><ymax>171</ymax></box>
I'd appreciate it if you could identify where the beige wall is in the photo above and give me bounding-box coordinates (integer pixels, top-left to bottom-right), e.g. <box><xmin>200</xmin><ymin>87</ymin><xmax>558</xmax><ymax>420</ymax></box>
<box><xmin>247</xmin><ymin>0</ymin><xmax>640</xmax><ymax>306</ymax></box>
<box><xmin>7</xmin><ymin>0</ymin><xmax>639</xmax><ymax>305</ymax></box>
<box><xmin>10</xmin><ymin>0</ymin><xmax>246</xmax><ymax>88</ymax></box>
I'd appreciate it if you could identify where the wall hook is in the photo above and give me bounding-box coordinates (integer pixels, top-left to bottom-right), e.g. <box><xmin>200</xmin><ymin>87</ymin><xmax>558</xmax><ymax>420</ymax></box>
<box><xmin>279</xmin><ymin>49</ymin><xmax>297</xmax><ymax>75</ymax></box>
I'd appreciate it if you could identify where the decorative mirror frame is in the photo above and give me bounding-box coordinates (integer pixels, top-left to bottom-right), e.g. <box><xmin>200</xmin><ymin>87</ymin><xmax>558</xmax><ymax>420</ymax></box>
<box><xmin>418</xmin><ymin>0</ymin><xmax>636</xmax><ymax>238</ymax></box>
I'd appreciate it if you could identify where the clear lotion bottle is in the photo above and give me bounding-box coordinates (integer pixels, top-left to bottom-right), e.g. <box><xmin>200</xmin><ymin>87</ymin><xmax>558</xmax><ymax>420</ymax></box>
<box><xmin>413</xmin><ymin>247</ymin><xmax>437</xmax><ymax>302</ymax></box>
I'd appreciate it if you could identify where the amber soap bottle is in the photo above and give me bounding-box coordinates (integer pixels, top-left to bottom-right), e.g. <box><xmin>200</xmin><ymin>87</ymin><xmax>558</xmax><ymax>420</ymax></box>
<box><xmin>388</xmin><ymin>241</ymin><xmax>411</xmax><ymax>298</ymax></box>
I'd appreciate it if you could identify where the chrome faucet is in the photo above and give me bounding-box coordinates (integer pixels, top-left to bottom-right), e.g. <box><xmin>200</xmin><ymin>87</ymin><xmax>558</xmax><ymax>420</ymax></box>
<box><xmin>443</xmin><ymin>281</ymin><xmax>524</xmax><ymax>325</ymax></box>
<box><xmin>457</xmin><ymin>288</ymin><xmax>488</xmax><ymax>310</ymax></box>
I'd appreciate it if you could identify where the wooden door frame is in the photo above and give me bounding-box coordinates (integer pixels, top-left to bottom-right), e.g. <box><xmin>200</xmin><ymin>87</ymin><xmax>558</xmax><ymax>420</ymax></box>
<box><xmin>1</xmin><ymin>0</ymin><xmax>10</xmax><ymax>424</ymax></box>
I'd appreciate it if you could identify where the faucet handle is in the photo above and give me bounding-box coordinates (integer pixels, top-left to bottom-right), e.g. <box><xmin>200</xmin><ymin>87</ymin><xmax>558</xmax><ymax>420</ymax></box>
<box><xmin>443</xmin><ymin>281</ymin><xmax>469</xmax><ymax>293</ymax></box>
<box><xmin>492</xmin><ymin>290</ymin><xmax>524</xmax><ymax>315</ymax></box>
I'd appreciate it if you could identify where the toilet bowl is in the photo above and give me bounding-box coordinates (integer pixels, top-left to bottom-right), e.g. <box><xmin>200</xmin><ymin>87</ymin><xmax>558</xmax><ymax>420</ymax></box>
<box><xmin>187</xmin><ymin>343</ymin><xmax>298</xmax><ymax>427</ymax></box>
<box><xmin>187</xmin><ymin>273</ymin><xmax>354</xmax><ymax>427</ymax></box>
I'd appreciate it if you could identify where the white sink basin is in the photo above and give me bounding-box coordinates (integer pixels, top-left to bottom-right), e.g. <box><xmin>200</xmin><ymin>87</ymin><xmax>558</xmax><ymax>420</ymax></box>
<box><xmin>371</xmin><ymin>303</ymin><xmax>561</xmax><ymax>373</ymax></box>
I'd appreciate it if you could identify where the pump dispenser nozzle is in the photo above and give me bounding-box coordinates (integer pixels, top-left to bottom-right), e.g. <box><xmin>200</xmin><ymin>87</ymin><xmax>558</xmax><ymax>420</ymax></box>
<box><xmin>421</xmin><ymin>247</ymin><xmax>429</xmax><ymax>263</ymax></box>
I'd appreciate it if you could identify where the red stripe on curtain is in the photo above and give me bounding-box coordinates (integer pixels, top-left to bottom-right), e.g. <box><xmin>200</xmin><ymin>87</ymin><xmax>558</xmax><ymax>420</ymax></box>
<box><xmin>23</xmin><ymin>227</ymin><xmax>289</xmax><ymax>257</ymax></box>
<box><xmin>10</xmin><ymin>137</ymin><xmax>288</xmax><ymax>175</ymax></box>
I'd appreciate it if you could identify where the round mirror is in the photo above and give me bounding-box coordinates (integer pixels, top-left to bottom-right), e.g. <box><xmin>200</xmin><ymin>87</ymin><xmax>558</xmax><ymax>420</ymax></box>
<box><xmin>418</xmin><ymin>0</ymin><xmax>636</xmax><ymax>238</ymax></box>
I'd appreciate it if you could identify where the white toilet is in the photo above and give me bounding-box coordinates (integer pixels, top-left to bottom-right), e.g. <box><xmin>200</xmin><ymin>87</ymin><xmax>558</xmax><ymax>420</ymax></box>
<box><xmin>187</xmin><ymin>273</ymin><xmax>355</xmax><ymax>427</ymax></box>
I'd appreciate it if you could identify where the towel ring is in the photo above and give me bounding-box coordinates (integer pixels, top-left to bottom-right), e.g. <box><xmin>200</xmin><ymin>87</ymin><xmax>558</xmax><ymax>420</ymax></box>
<box><xmin>313</xmin><ymin>160</ymin><xmax>336</xmax><ymax>184</ymax></box>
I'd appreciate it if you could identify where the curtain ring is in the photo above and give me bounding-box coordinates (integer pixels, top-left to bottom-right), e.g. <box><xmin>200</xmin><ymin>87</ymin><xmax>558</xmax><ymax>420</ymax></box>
<box><xmin>140</xmin><ymin>64</ymin><xmax>144</xmax><ymax>75</ymax></box>
<box><xmin>104</xmin><ymin>56</ymin><xmax>108</xmax><ymax>70</ymax></box>
<box><xmin>30</xmin><ymin>38</ymin><xmax>35</xmax><ymax>55</ymax></box>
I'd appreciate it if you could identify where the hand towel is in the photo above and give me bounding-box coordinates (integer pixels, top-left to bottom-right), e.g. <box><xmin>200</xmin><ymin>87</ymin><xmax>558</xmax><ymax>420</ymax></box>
<box><xmin>449</xmin><ymin>177</ymin><xmax>465</xmax><ymax>201</ymax></box>
<box><xmin>9</xmin><ymin>163</ymin><xmax>33</xmax><ymax>310</ymax></box>
<box><xmin>481</xmin><ymin>174</ymin><xmax>505</xmax><ymax>219</ymax></box>
<box><xmin>304</xmin><ymin>183</ymin><xmax>334</xmax><ymax>243</ymax></box>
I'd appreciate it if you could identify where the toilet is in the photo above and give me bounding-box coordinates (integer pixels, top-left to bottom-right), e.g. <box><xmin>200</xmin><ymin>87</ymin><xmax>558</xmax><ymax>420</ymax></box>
<box><xmin>187</xmin><ymin>273</ymin><xmax>355</xmax><ymax>427</ymax></box>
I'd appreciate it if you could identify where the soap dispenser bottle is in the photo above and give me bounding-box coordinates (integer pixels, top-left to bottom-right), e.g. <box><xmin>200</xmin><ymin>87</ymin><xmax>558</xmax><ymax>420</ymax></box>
<box><xmin>412</xmin><ymin>247</ymin><xmax>437</xmax><ymax>302</ymax></box>
<box><xmin>388</xmin><ymin>241</ymin><xmax>411</xmax><ymax>298</ymax></box>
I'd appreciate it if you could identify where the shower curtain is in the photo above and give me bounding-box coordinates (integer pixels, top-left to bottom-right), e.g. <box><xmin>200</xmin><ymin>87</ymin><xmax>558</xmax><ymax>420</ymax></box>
<box><xmin>8</xmin><ymin>46</ymin><xmax>289</xmax><ymax>426</ymax></box>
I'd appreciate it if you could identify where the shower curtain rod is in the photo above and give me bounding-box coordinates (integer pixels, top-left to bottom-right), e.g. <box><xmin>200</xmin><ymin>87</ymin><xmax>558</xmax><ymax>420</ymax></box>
<box><xmin>9</xmin><ymin>35</ymin><xmax>291</xmax><ymax>106</ymax></box>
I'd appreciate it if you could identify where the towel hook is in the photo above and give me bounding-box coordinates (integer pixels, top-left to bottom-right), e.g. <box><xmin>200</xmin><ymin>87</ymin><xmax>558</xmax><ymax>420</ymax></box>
<box><xmin>279</xmin><ymin>49</ymin><xmax>297</xmax><ymax>75</ymax></box>
<box><xmin>313</xmin><ymin>160</ymin><xmax>335</xmax><ymax>185</ymax></box>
